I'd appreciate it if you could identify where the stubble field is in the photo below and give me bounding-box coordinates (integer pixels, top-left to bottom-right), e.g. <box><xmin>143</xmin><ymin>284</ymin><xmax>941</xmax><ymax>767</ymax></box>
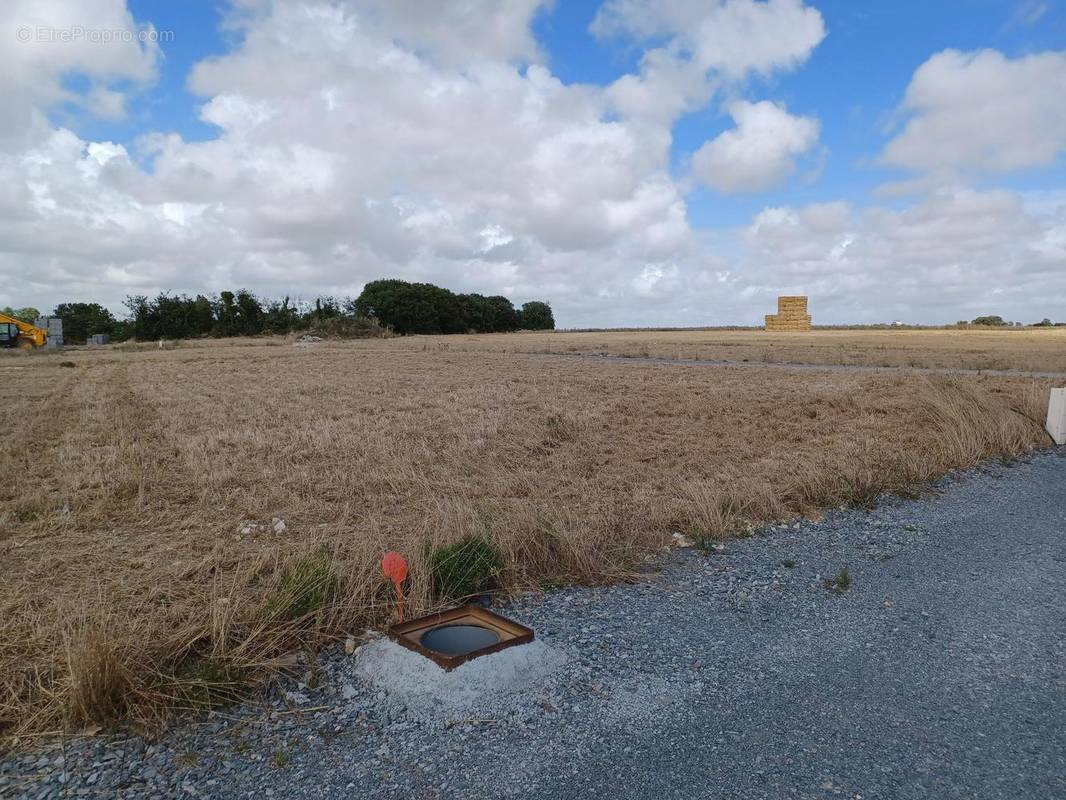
<box><xmin>1</xmin><ymin>328</ymin><xmax>1061</xmax><ymax>736</ymax></box>
<box><xmin>383</xmin><ymin>326</ymin><xmax>1066</xmax><ymax>373</ymax></box>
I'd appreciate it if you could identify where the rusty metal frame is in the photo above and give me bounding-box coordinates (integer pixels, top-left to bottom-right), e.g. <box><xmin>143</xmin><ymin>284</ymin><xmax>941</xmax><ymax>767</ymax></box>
<box><xmin>387</xmin><ymin>605</ymin><xmax>534</xmax><ymax>671</ymax></box>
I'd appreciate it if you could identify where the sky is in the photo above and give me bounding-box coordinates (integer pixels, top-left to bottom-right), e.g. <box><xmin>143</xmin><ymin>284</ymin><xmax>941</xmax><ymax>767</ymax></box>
<box><xmin>1</xmin><ymin>0</ymin><xmax>1065</xmax><ymax>327</ymax></box>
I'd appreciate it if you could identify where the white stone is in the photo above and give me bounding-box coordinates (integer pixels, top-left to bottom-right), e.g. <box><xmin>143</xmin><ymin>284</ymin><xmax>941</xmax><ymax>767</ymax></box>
<box><xmin>1048</xmin><ymin>388</ymin><xmax>1066</xmax><ymax>445</ymax></box>
<box><xmin>272</xmin><ymin>517</ymin><xmax>287</xmax><ymax>534</ymax></box>
<box><xmin>284</xmin><ymin>690</ymin><xmax>309</xmax><ymax>705</ymax></box>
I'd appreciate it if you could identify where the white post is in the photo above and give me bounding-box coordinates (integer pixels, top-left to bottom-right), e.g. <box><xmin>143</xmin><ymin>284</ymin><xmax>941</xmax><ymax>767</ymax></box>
<box><xmin>1048</xmin><ymin>388</ymin><xmax>1066</xmax><ymax>445</ymax></box>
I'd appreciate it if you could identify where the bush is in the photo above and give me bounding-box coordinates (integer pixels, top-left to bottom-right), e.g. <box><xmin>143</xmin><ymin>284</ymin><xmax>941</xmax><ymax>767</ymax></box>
<box><xmin>263</xmin><ymin>551</ymin><xmax>337</xmax><ymax>620</ymax></box>
<box><xmin>301</xmin><ymin>315</ymin><xmax>391</xmax><ymax>339</ymax></box>
<box><xmin>429</xmin><ymin>536</ymin><xmax>503</xmax><ymax>601</ymax></box>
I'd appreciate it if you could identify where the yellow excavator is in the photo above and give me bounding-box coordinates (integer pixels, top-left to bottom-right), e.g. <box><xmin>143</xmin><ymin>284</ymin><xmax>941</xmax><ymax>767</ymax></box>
<box><xmin>0</xmin><ymin>312</ymin><xmax>48</xmax><ymax>349</ymax></box>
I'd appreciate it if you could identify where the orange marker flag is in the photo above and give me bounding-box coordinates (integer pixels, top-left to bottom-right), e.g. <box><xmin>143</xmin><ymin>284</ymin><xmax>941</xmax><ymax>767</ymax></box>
<box><xmin>381</xmin><ymin>551</ymin><xmax>408</xmax><ymax>621</ymax></box>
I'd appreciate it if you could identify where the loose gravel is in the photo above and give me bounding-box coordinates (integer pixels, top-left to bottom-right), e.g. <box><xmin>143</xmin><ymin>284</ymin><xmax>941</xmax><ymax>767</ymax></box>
<box><xmin>3</xmin><ymin>450</ymin><xmax>1064</xmax><ymax>799</ymax></box>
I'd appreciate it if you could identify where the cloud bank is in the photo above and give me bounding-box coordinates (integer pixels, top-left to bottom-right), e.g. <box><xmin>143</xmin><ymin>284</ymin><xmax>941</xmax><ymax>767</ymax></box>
<box><xmin>0</xmin><ymin>0</ymin><xmax>1064</xmax><ymax>326</ymax></box>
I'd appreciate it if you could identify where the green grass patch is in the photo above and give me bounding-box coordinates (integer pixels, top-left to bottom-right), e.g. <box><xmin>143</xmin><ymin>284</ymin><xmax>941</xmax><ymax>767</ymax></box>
<box><xmin>263</xmin><ymin>550</ymin><xmax>338</xmax><ymax>620</ymax></box>
<box><xmin>430</xmin><ymin>536</ymin><xmax>503</xmax><ymax>601</ymax></box>
<box><xmin>170</xmin><ymin>656</ymin><xmax>247</xmax><ymax>710</ymax></box>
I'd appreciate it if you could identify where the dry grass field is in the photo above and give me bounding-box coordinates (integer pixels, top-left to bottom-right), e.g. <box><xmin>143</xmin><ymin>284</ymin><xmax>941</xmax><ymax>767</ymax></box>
<box><xmin>1</xmin><ymin>329</ymin><xmax>1060</xmax><ymax>737</ymax></box>
<box><xmin>384</xmin><ymin>327</ymin><xmax>1066</xmax><ymax>373</ymax></box>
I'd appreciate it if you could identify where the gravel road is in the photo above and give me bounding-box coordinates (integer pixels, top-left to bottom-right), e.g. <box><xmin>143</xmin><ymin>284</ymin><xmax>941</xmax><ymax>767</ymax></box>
<box><xmin>3</xmin><ymin>450</ymin><xmax>1064</xmax><ymax>799</ymax></box>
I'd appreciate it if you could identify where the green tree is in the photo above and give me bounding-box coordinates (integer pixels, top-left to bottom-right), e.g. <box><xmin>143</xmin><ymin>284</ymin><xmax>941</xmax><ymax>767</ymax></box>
<box><xmin>519</xmin><ymin>301</ymin><xmax>555</xmax><ymax>330</ymax></box>
<box><xmin>189</xmin><ymin>295</ymin><xmax>215</xmax><ymax>335</ymax></box>
<box><xmin>971</xmin><ymin>315</ymin><xmax>1007</xmax><ymax>326</ymax></box>
<box><xmin>234</xmin><ymin>290</ymin><xmax>264</xmax><ymax>335</ymax></box>
<box><xmin>354</xmin><ymin>279</ymin><xmax>550</xmax><ymax>335</ymax></box>
<box><xmin>124</xmin><ymin>295</ymin><xmax>154</xmax><ymax>340</ymax></box>
<box><xmin>214</xmin><ymin>291</ymin><xmax>239</xmax><ymax>337</ymax></box>
<box><xmin>265</xmin><ymin>296</ymin><xmax>301</xmax><ymax>333</ymax></box>
<box><xmin>212</xmin><ymin>290</ymin><xmax>264</xmax><ymax>337</ymax></box>
<box><xmin>484</xmin><ymin>296</ymin><xmax>520</xmax><ymax>332</ymax></box>
<box><xmin>52</xmin><ymin>302</ymin><xmax>116</xmax><ymax>343</ymax></box>
<box><xmin>457</xmin><ymin>293</ymin><xmax>501</xmax><ymax>332</ymax></box>
<box><xmin>354</xmin><ymin>279</ymin><xmax>443</xmax><ymax>334</ymax></box>
<box><xmin>2</xmin><ymin>306</ymin><xmax>41</xmax><ymax>323</ymax></box>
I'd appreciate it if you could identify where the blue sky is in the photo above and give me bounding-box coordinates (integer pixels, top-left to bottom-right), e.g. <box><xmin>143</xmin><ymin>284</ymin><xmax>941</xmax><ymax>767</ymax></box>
<box><xmin>72</xmin><ymin>0</ymin><xmax>1066</xmax><ymax>223</ymax></box>
<box><xmin>3</xmin><ymin>0</ymin><xmax>1066</xmax><ymax>325</ymax></box>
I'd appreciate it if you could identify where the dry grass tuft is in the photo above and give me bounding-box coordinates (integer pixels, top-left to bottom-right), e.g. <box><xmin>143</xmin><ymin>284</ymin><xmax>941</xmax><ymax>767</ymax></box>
<box><xmin>62</xmin><ymin>613</ymin><xmax>140</xmax><ymax>728</ymax></box>
<box><xmin>0</xmin><ymin>335</ymin><xmax>1058</xmax><ymax>739</ymax></box>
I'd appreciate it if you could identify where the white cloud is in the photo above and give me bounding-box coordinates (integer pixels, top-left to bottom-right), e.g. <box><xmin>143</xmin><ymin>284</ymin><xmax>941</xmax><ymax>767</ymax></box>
<box><xmin>741</xmin><ymin>188</ymin><xmax>1066</xmax><ymax>323</ymax></box>
<box><xmin>356</xmin><ymin>0</ymin><xmax>548</xmax><ymax>66</ymax></box>
<box><xmin>0</xmin><ymin>0</ymin><xmax>698</xmax><ymax>323</ymax></box>
<box><xmin>591</xmin><ymin>0</ymin><xmax>826</xmax><ymax>78</ymax></box>
<box><xmin>631</xmin><ymin>263</ymin><xmax>681</xmax><ymax>299</ymax></box>
<box><xmin>692</xmin><ymin>100</ymin><xmax>819</xmax><ymax>193</ymax></box>
<box><xmin>882</xmin><ymin>49</ymin><xmax>1066</xmax><ymax>174</ymax></box>
<box><xmin>593</xmin><ymin>0</ymin><xmax>825</xmax><ymax>124</ymax></box>
<box><xmin>0</xmin><ymin>0</ymin><xmax>160</xmax><ymax>145</ymax></box>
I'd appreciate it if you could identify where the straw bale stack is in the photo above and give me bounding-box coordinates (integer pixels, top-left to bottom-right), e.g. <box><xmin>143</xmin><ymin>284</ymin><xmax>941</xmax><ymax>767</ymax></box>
<box><xmin>764</xmin><ymin>295</ymin><xmax>812</xmax><ymax>331</ymax></box>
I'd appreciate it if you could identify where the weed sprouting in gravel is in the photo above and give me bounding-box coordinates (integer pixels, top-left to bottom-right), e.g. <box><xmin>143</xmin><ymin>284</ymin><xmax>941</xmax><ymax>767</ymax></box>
<box><xmin>695</xmin><ymin>535</ymin><xmax>717</xmax><ymax>556</ymax></box>
<box><xmin>179</xmin><ymin>751</ymin><xmax>200</xmax><ymax>767</ymax></box>
<box><xmin>782</xmin><ymin>559</ymin><xmax>797</xmax><ymax>569</ymax></box>
<box><xmin>824</xmin><ymin>566</ymin><xmax>852</xmax><ymax>594</ymax></box>
<box><xmin>842</xmin><ymin>482</ymin><xmax>881</xmax><ymax>511</ymax></box>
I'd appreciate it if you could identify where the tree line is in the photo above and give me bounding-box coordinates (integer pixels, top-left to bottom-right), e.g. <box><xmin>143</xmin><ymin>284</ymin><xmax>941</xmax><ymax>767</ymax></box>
<box><xmin>351</xmin><ymin>279</ymin><xmax>554</xmax><ymax>335</ymax></box>
<box><xmin>10</xmin><ymin>280</ymin><xmax>555</xmax><ymax>343</ymax></box>
<box><xmin>961</xmin><ymin>315</ymin><xmax>1065</xmax><ymax>327</ymax></box>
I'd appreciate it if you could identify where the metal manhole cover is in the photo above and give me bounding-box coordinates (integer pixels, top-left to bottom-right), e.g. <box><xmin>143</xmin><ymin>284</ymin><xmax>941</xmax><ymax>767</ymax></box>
<box><xmin>420</xmin><ymin>624</ymin><xmax>501</xmax><ymax>656</ymax></box>
<box><xmin>388</xmin><ymin>605</ymin><xmax>534</xmax><ymax>670</ymax></box>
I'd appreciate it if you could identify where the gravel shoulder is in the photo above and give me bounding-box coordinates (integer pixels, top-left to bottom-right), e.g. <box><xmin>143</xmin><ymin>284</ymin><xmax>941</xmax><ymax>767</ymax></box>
<box><xmin>3</xmin><ymin>450</ymin><xmax>1065</xmax><ymax>800</ymax></box>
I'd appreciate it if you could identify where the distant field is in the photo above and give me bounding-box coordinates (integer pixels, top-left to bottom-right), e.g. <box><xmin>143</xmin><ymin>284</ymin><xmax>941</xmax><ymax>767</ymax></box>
<box><xmin>1</xmin><ymin>330</ymin><xmax>1059</xmax><ymax>735</ymax></box>
<box><xmin>383</xmin><ymin>327</ymin><xmax>1066</xmax><ymax>373</ymax></box>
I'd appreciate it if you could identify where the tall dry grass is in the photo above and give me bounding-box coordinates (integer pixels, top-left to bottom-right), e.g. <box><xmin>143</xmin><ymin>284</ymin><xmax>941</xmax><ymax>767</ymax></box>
<box><xmin>0</xmin><ymin>339</ymin><xmax>1057</xmax><ymax>739</ymax></box>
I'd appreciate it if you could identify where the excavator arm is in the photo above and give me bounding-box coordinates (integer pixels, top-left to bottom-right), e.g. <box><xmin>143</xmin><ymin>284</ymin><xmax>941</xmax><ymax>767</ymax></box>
<box><xmin>0</xmin><ymin>312</ymin><xmax>48</xmax><ymax>349</ymax></box>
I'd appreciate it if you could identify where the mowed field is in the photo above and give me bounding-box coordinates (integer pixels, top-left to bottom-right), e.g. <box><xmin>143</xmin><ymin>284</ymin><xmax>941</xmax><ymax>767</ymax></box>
<box><xmin>385</xmin><ymin>326</ymin><xmax>1066</xmax><ymax>373</ymax></box>
<box><xmin>1</xmin><ymin>328</ymin><xmax>1062</xmax><ymax>736</ymax></box>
